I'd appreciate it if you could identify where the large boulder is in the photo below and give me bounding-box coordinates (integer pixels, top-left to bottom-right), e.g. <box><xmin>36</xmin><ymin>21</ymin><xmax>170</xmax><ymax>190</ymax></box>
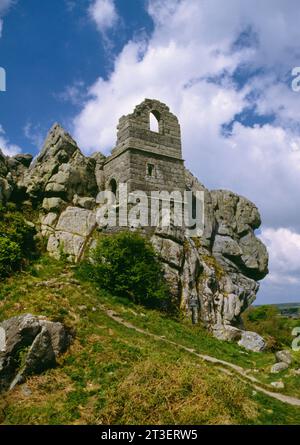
<box><xmin>275</xmin><ymin>350</ymin><xmax>292</xmax><ymax>365</ymax></box>
<box><xmin>238</xmin><ymin>331</ymin><xmax>266</xmax><ymax>352</ymax></box>
<box><xmin>212</xmin><ymin>325</ymin><xmax>242</xmax><ymax>342</ymax></box>
<box><xmin>0</xmin><ymin>314</ymin><xmax>70</xmax><ymax>392</ymax></box>
<box><xmin>210</xmin><ymin>190</ymin><xmax>268</xmax><ymax>280</ymax></box>
<box><xmin>271</xmin><ymin>362</ymin><xmax>289</xmax><ymax>373</ymax></box>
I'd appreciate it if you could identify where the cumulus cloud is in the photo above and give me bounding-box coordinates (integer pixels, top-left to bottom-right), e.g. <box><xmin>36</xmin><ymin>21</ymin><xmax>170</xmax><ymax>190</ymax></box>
<box><xmin>88</xmin><ymin>0</ymin><xmax>119</xmax><ymax>34</ymax></box>
<box><xmin>260</xmin><ymin>228</ymin><xmax>300</xmax><ymax>285</ymax></box>
<box><xmin>0</xmin><ymin>125</ymin><xmax>21</xmax><ymax>156</ymax></box>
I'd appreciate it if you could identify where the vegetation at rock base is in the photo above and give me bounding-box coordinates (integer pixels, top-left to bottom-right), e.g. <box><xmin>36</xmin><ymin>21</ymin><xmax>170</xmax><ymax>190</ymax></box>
<box><xmin>0</xmin><ymin>255</ymin><xmax>300</xmax><ymax>425</ymax></box>
<box><xmin>0</xmin><ymin>204</ymin><xmax>36</xmax><ymax>279</ymax></box>
<box><xmin>202</xmin><ymin>254</ymin><xmax>225</xmax><ymax>281</ymax></box>
<box><xmin>243</xmin><ymin>305</ymin><xmax>300</xmax><ymax>351</ymax></box>
<box><xmin>78</xmin><ymin>231</ymin><xmax>171</xmax><ymax>310</ymax></box>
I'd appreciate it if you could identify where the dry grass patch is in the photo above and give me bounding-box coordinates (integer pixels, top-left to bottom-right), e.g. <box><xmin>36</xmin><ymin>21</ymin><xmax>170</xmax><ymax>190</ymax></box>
<box><xmin>98</xmin><ymin>357</ymin><xmax>258</xmax><ymax>425</ymax></box>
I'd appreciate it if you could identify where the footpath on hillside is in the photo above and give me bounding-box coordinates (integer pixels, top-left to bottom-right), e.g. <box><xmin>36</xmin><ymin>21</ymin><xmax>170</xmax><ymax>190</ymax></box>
<box><xmin>100</xmin><ymin>305</ymin><xmax>300</xmax><ymax>407</ymax></box>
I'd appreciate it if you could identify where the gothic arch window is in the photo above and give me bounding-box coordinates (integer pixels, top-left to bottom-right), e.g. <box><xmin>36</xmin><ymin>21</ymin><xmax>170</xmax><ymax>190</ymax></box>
<box><xmin>149</xmin><ymin>110</ymin><xmax>161</xmax><ymax>133</ymax></box>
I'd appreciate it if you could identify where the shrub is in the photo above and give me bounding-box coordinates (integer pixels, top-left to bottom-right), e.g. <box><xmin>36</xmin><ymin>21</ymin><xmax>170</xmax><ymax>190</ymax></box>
<box><xmin>81</xmin><ymin>231</ymin><xmax>170</xmax><ymax>309</ymax></box>
<box><xmin>0</xmin><ymin>237</ymin><xmax>22</xmax><ymax>278</ymax></box>
<box><xmin>0</xmin><ymin>204</ymin><xmax>36</xmax><ymax>279</ymax></box>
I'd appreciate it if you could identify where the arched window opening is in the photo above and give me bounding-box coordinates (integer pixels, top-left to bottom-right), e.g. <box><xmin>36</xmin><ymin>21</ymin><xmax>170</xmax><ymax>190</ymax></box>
<box><xmin>147</xmin><ymin>163</ymin><xmax>155</xmax><ymax>177</ymax></box>
<box><xmin>149</xmin><ymin>110</ymin><xmax>160</xmax><ymax>133</ymax></box>
<box><xmin>109</xmin><ymin>178</ymin><xmax>117</xmax><ymax>196</ymax></box>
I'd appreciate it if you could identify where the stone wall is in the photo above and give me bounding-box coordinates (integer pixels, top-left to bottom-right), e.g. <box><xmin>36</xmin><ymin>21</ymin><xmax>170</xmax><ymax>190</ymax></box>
<box><xmin>103</xmin><ymin>149</ymin><xmax>132</xmax><ymax>192</ymax></box>
<box><xmin>113</xmin><ymin>98</ymin><xmax>182</xmax><ymax>159</ymax></box>
<box><xmin>103</xmin><ymin>98</ymin><xmax>185</xmax><ymax>195</ymax></box>
<box><xmin>129</xmin><ymin>149</ymin><xmax>185</xmax><ymax>193</ymax></box>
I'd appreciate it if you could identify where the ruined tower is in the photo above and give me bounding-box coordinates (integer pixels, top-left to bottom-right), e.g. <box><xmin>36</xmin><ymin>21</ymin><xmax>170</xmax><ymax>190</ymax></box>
<box><xmin>103</xmin><ymin>99</ymin><xmax>186</xmax><ymax>194</ymax></box>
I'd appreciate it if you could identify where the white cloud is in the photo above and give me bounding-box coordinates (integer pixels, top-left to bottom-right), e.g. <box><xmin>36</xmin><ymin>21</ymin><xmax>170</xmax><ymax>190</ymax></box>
<box><xmin>259</xmin><ymin>228</ymin><xmax>300</xmax><ymax>285</ymax></box>
<box><xmin>0</xmin><ymin>124</ymin><xmax>21</xmax><ymax>156</ymax></box>
<box><xmin>88</xmin><ymin>0</ymin><xmax>118</xmax><ymax>34</ymax></box>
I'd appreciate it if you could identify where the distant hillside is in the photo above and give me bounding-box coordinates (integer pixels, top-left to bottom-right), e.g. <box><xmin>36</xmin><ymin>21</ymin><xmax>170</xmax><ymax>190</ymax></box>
<box><xmin>255</xmin><ymin>303</ymin><xmax>300</xmax><ymax>314</ymax></box>
<box><xmin>274</xmin><ymin>303</ymin><xmax>300</xmax><ymax>309</ymax></box>
<box><xmin>259</xmin><ymin>303</ymin><xmax>300</xmax><ymax>319</ymax></box>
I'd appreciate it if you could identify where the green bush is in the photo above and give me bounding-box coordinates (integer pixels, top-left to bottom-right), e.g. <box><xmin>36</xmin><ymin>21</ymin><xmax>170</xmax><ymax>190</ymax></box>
<box><xmin>0</xmin><ymin>204</ymin><xmax>36</xmax><ymax>279</ymax></box>
<box><xmin>80</xmin><ymin>231</ymin><xmax>171</xmax><ymax>310</ymax></box>
<box><xmin>242</xmin><ymin>305</ymin><xmax>299</xmax><ymax>350</ymax></box>
<box><xmin>0</xmin><ymin>237</ymin><xmax>22</xmax><ymax>278</ymax></box>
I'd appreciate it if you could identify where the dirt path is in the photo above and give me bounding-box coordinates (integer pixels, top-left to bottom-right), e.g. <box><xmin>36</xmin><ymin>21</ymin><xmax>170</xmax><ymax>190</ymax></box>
<box><xmin>101</xmin><ymin>306</ymin><xmax>300</xmax><ymax>407</ymax></box>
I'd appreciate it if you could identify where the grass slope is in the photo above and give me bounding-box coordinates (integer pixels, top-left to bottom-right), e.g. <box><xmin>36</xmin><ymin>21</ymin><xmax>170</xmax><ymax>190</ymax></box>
<box><xmin>0</xmin><ymin>256</ymin><xmax>300</xmax><ymax>425</ymax></box>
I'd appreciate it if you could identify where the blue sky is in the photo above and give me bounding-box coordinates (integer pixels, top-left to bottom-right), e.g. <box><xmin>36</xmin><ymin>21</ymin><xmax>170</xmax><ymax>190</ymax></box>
<box><xmin>0</xmin><ymin>0</ymin><xmax>153</xmax><ymax>152</ymax></box>
<box><xmin>1</xmin><ymin>0</ymin><xmax>300</xmax><ymax>305</ymax></box>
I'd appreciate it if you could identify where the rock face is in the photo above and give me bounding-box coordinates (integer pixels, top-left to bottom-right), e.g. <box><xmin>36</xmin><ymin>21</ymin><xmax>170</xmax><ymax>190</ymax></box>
<box><xmin>24</xmin><ymin>123</ymin><xmax>98</xmax><ymax>210</ymax></box>
<box><xmin>0</xmin><ymin>314</ymin><xmax>70</xmax><ymax>392</ymax></box>
<box><xmin>0</xmin><ymin>99</ymin><xmax>269</xmax><ymax>341</ymax></box>
<box><xmin>0</xmin><ymin>149</ymin><xmax>33</xmax><ymax>203</ymax></box>
<box><xmin>47</xmin><ymin>206</ymin><xmax>97</xmax><ymax>262</ymax></box>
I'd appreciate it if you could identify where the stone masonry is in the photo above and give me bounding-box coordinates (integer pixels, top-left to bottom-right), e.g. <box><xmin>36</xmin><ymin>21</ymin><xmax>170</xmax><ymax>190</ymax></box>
<box><xmin>103</xmin><ymin>99</ymin><xmax>185</xmax><ymax>194</ymax></box>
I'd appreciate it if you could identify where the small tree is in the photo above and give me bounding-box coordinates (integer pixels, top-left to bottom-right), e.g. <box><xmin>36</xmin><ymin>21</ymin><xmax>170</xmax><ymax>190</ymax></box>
<box><xmin>84</xmin><ymin>231</ymin><xmax>170</xmax><ymax>309</ymax></box>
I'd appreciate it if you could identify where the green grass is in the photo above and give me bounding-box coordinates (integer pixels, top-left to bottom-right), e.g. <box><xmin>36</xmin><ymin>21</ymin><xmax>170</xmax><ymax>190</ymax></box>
<box><xmin>0</xmin><ymin>255</ymin><xmax>300</xmax><ymax>425</ymax></box>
